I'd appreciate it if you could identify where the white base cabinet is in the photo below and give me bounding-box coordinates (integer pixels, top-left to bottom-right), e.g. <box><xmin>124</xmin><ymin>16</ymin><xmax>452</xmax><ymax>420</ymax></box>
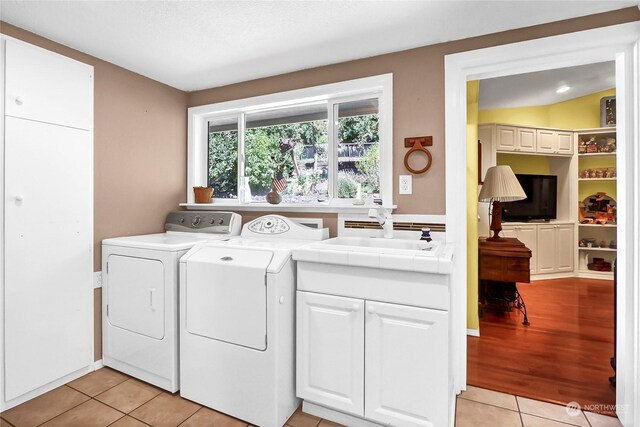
<box><xmin>501</xmin><ymin>223</ymin><xmax>574</xmax><ymax>277</ymax></box>
<box><xmin>297</xmin><ymin>290</ymin><xmax>449</xmax><ymax>427</ymax></box>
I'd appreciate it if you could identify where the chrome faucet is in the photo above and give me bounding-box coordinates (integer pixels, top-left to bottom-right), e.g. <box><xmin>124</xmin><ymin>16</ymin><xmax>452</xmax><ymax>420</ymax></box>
<box><xmin>368</xmin><ymin>199</ymin><xmax>393</xmax><ymax>239</ymax></box>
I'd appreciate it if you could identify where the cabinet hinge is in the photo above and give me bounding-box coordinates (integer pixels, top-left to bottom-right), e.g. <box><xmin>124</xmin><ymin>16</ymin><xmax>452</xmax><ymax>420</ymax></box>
<box><xmin>106</xmin><ymin>304</ymin><xmax>109</xmax><ymax>316</ymax></box>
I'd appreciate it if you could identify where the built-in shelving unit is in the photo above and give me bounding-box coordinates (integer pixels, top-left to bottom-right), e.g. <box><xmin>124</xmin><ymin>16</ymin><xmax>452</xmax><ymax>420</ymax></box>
<box><xmin>576</xmin><ymin>127</ymin><xmax>617</xmax><ymax>279</ymax></box>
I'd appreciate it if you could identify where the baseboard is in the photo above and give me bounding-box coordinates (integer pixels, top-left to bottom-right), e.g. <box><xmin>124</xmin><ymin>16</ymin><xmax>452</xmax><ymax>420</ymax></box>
<box><xmin>93</xmin><ymin>359</ymin><xmax>104</xmax><ymax>370</ymax></box>
<box><xmin>530</xmin><ymin>272</ymin><xmax>575</xmax><ymax>281</ymax></box>
<box><xmin>466</xmin><ymin>328</ymin><xmax>480</xmax><ymax>337</ymax></box>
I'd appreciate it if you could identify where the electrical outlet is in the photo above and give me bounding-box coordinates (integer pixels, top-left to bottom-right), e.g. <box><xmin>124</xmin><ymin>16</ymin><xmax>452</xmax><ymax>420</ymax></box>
<box><xmin>399</xmin><ymin>175</ymin><xmax>412</xmax><ymax>194</ymax></box>
<box><xmin>94</xmin><ymin>271</ymin><xmax>102</xmax><ymax>288</ymax></box>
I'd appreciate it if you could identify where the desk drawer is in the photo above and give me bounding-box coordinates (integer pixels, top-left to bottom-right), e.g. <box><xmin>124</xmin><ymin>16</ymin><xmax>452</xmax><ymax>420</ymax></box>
<box><xmin>479</xmin><ymin>255</ymin><xmax>530</xmax><ymax>283</ymax></box>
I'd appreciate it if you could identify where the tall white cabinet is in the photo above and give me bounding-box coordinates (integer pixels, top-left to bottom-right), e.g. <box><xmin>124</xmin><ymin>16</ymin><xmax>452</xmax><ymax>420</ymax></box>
<box><xmin>1</xmin><ymin>37</ymin><xmax>94</xmax><ymax>410</ymax></box>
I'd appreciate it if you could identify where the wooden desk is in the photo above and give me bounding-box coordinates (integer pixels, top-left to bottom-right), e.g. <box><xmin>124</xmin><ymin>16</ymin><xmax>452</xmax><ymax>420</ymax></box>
<box><xmin>479</xmin><ymin>237</ymin><xmax>531</xmax><ymax>283</ymax></box>
<box><xmin>478</xmin><ymin>237</ymin><xmax>532</xmax><ymax>325</ymax></box>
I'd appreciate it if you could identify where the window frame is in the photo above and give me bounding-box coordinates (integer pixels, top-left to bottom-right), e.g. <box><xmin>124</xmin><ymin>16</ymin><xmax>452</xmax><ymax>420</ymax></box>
<box><xmin>187</xmin><ymin>74</ymin><xmax>393</xmax><ymax>211</ymax></box>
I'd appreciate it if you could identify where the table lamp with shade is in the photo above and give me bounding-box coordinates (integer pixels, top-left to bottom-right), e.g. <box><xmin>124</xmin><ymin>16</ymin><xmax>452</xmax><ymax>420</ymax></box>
<box><xmin>478</xmin><ymin>165</ymin><xmax>527</xmax><ymax>242</ymax></box>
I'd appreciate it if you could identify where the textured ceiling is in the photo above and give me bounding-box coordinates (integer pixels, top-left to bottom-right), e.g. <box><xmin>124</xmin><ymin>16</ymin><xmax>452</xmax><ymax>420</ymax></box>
<box><xmin>0</xmin><ymin>1</ymin><xmax>636</xmax><ymax>91</ymax></box>
<box><xmin>479</xmin><ymin>62</ymin><xmax>616</xmax><ymax>110</ymax></box>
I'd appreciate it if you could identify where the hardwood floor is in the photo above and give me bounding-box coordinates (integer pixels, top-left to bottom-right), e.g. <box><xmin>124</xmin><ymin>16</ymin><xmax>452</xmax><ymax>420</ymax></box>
<box><xmin>467</xmin><ymin>278</ymin><xmax>616</xmax><ymax>415</ymax></box>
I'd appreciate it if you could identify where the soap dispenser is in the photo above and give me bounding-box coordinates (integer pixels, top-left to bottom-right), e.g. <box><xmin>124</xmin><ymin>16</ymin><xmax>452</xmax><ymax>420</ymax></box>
<box><xmin>420</xmin><ymin>227</ymin><xmax>432</xmax><ymax>242</ymax></box>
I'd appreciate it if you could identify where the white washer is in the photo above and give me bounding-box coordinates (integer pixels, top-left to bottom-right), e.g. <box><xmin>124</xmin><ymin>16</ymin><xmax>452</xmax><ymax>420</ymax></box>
<box><xmin>180</xmin><ymin>215</ymin><xmax>328</xmax><ymax>427</ymax></box>
<box><xmin>102</xmin><ymin>211</ymin><xmax>241</xmax><ymax>392</ymax></box>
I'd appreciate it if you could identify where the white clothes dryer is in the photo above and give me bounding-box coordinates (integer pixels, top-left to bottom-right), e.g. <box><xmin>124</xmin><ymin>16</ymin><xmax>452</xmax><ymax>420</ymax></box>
<box><xmin>179</xmin><ymin>215</ymin><xmax>328</xmax><ymax>427</ymax></box>
<box><xmin>101</xmin><ymin>211</ymin><xmax>241</xmax><ymax>392</ymax></box>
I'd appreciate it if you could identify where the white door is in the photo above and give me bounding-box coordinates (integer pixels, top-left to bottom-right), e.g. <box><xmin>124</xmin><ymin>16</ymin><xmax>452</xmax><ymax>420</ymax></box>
<box><xmin>515</xmin><ymin>225</ymin><xmax>538</xmax><ymax>274</ymax></box>
<box><xmin>536</xmin><ymin>225</ymin><xmax>556</xmax><ymax>273</ymax></box>
<box><xmin>496</xmin><ymin>126</ymin><xmax>516</xmax><ymax>151</ymax></box>
<box><xmin>296</xmin><ymin>291</ymin><xmax>364</xmax><ymax>416</ymax></box>
<box><xmin>556</xmin><ymin>131</ymin><xmax>573</xmax><ymax>154</ymax></box>
<box><xmin>517</xmin><ymin>128</ymin><xmax>536</xmax><ymax>152</ymax></box>
<box><xmin>536</xmin><ymin>129</ymin><xmax>555</xmax><ymax>153</ymax></box>
<box><xmin>4</xmin><ymin>39</ymin><xmax>92</xmax><ymax>130</ymax></box>
<box><xmin>4</xmin><ymin>117</ymin><xmax>92</xmax><ymax>401</ymax></box>
<box><xmin>500</xmin><ymin>225</ymin><xmax>517</xmax><ymax>239</ymax></box>
<box><xmin>555</xmin><ymin>225</ymin><xmax>574</xmax><ymax>272</ymax></box>
<box><xmin>365</xmin><ymin>301</ymin><xmax>449</xmax><ymax>427</ymax></box>
<box><xmin>106</xmin><ymin>255</ymin><xmax>165</xmax><ymax>340</ymax></box>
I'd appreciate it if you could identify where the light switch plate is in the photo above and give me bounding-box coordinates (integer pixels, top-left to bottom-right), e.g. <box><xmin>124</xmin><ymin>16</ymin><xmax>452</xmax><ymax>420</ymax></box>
<box><xmin>399</xmin><ymin>175</ymin><xmax>412</xmax><ymax>194</ymax></box>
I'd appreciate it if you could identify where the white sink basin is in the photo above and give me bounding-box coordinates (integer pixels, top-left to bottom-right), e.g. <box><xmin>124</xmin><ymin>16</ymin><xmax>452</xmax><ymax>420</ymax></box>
<box><xmin>320</xmin><ymin>236</ymin><xmax>437</xmax><ymax>253</ymax></box>
<box><xmin>293</xmin><ymin>236</ymin><xmax>453</xmax><ymax>274</ymax></box>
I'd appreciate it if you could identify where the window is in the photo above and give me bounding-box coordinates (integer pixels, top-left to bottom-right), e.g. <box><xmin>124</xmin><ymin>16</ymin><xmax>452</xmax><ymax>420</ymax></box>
<box><xmin>188</xmin><ymin>74</ymin><xmax>393</xmax><ymax>210</ymax></box>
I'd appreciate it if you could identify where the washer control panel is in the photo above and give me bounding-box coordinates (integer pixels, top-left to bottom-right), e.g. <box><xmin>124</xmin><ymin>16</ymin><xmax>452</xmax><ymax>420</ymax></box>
<box><xmin>165</xmin><ymin>211</ymin><xmax>241</xmax><ymax>234</ymax></box>
<box><xmin>247</xmin><ymin>216</ymin><xmax>290</xmax><ymax>234</ymax></box>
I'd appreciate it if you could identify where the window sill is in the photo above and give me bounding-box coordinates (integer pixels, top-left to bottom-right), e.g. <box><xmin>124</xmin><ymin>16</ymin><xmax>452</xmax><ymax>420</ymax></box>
<box><xmin>179</xmin><ymin>201</ymin><xmax>397</xmax><ymax>214</ymax></box>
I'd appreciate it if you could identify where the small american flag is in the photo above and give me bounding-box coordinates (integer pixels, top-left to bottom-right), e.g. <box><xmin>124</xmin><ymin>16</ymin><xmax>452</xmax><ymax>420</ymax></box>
<box><xmin>273</xmin><ymin>170</ymin><xmax>287</xmax><ymax>193</ymax></box>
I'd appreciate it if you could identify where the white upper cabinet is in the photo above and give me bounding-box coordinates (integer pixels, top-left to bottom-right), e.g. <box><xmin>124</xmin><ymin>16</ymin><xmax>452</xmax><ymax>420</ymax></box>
<box><xmin>4</xmin><ymin>39</ymin><xmax>93</xmax><ymax>130</ymax></box>
<box><xmin>517</xmin><ymin>127</ymin><xmax>536</xmax><ymax>152</ymax></box>
<box><xmin>536</xmin><ymin>129</ymin><xmax>574</xmax><ymax>155</ymax></box>
<box><xmin>482</xmin><ymin>124</ymin><xmax>573</xmax><ymax>156</ymax></box>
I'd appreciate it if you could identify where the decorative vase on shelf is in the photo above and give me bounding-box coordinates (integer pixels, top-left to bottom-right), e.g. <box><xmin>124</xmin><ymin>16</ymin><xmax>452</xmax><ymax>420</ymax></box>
<box><xmin>266</xmin><ymin>186</ymin><xmax>282</xmax><ymax>205</ymax></box>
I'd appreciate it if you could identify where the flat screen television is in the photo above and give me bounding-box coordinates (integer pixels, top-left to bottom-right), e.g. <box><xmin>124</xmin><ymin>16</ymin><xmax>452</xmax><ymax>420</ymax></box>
<box><xmin>502</xmin><ymin>174</ymin><xmax>557</xmax><ymax>221</ymax></box>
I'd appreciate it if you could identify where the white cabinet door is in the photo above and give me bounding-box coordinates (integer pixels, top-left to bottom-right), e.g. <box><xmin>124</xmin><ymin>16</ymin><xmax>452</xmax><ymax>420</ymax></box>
<box><xmin>555</xmin><ymin>225</ymin><xmax>574</xmax><ymax>272</ymax></box>
<box><xmin>556</xmin><ymin>131</ymin><xmax>573</xmax><ymax>154</ymax></box>
<box><xmin>4</xmin><ymin>39</ymin><xmax>93</xmax><ymax>130</ymax></box>
<box><xmin>496</xmin><ymin>126</ymin><xmax>517</xmax><ymax>151</ymax></box>
<box><xmin>517</xmin><ymin>128</ymin><xmax>536</xmax><ymax>152</ymax></box>
<box><xmin>4</xmin><ymin>117</ymin><xmax>92</xmax><ymax>401</ymax></box>
<box><xmin>536</xmin><ymin>129</ymin><xmax>556</xmax><ymax>153</ymax></box>
<box><xmin>515</xmin><ymin>225</ymin><xmax>537</xmax><ymax>274</ymax></box>
<box><xmin>365</xmin><ymin>301</ymin><xmax>448</xmax><ymax>427</ymax></box>
<box><xmin>536</xmin><ymin>225</ymin><xmax>556</xmax><ymax>274</ymax></box>
<box><xmin>501</xmin><ymin>225</ymin><xmax>517</xmax><ymax>239</ymax></box>
<box><xmin>296</xmin><ymin>292</ymin><xmax>365</xmax><ymax>416</ymax></box>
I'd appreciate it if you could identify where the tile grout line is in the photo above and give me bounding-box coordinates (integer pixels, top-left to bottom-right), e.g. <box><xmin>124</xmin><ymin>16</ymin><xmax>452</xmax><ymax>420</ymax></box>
<box><xmin>457</xmin><ymin>395</ymin><xmax>521</xmax><ymax>413</ymax></box>
<box><xmin>515</xmin><ymin>397</ymin><xmax>591</xmax><ymax>427</ymax></box>
<box><xmin>176</xmin><ymin>406</ymin><xmax>202</xmax><ymax>427</ymax></box>
<box><xmin>0</xmin><ymin>415</ymin><xmax>16</xmax><ymax>427</ymax></box>
<box><xmin>33</xmin><ymin>396</ymin><xmax>125</xmax><ymax>427</ymax></box>
<box><xmin>515</xmin><ymin>394</ymin><xmax>525</xmax><ymax>427</ymax></box>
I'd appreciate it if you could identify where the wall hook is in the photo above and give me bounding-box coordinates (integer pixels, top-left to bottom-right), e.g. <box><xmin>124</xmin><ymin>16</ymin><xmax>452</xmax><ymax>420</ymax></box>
<box><xmin>404</xmin><ymin>136</ymin><xmax>433</xmax><ymax>174</ymax></box>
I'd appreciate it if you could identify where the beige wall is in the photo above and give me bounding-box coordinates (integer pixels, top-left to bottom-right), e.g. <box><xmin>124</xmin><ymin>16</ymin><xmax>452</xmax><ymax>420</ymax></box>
<box><xmin>1</xmin><ymin>22</ymin><xmax>188</xmax><ymax>361</ymax></box>
<box><xmin>188</xmin><ymin>7</ymin><xmax>640</xmax><ymax>215</ymax></box>
<box><xmin>1</xmin><ymin>6</ymin><xmax>638</xmax><ymax>362</ymax></box>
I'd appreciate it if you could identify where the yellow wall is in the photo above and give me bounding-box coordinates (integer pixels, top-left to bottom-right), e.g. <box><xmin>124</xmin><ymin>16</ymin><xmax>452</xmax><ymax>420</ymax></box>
<box><xmin>479</xmin><ymin>88</ymin><xmax>615</xmax><ymax>128</ymax></box>
<box><xmin>497</xmin><ymin>153</ymin><xmax>550</xmax><ymax>175</ymax></box>
<box><xmin>466</xmin><ymin>81</ymin><xmax>479</xmax><ymax>330</ymax></box>
<box><xmin>549</xmin><ymin>89</ymin><xmax>616</xmax><ymax>129</ymax></box>
<box><xmin>478</xmin><ymin>105</ymin><xmax>549</xmax><ymax>127</ymax></box>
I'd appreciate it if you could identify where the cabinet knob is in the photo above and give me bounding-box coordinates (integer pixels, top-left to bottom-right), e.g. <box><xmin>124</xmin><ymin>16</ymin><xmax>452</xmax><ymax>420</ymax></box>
<box><xmin>15</xmin><ymin>97</ymin><xmax>23</xmax><ymax>106</ymax></box>
<box><xmin>351</xmin><ymin>304</ymin><xmax>359</xmax><ymax>312</ymax></box>
<box><xmin>367</xmin><ymin>305</ymin><xmax>375</xmax><ymax>314</ymax></box>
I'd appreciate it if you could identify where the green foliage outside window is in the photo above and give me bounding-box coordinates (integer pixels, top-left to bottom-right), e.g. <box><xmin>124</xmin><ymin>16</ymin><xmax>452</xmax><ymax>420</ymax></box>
<box><xmin>207</xmin><ymin>114</ymin><xmax>379</xmax><ymax>200</ymax></box>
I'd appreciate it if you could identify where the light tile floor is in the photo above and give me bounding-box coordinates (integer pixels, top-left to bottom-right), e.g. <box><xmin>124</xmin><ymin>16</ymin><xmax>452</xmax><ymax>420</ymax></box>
<box><xmin>0</xmin><ymin>369</ymin><xmax>623</xmax><ymax>427</ymax></box>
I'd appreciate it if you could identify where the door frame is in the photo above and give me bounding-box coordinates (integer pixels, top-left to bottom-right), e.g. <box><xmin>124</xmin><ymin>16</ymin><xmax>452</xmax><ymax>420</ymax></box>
<box><xmin>444</xmin><ymin>21</ymin><xmax>640</xmax><ymax>425</ymax></box>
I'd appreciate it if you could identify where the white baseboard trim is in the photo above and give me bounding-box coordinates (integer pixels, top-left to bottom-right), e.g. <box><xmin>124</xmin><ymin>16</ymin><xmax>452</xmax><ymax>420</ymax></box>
<box><xmin>466</xmin><ymin>328</ymin><xmax>480</xmax><ymax>337</ymax></box>
<box><xmin>530</xmin><ymin>272</ymin><xmax>575</xmax><ymax>281</ymax></box>
<box><xmin>93</xmin><ymin>359</ymin><xmax>104</xmax><ymax>370</ymax></box>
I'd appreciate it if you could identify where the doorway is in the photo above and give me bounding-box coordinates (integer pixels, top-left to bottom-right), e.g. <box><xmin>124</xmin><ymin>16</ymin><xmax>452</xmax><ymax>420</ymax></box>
<box><xmin>468</xmin><ymin>63</ymin><xmax>618</xmax><ymax>412</ymax></box>
<box><xmin>444</xmin><ymin>22</ymin><xmax>640</xmax><ymax>426</ymax></box>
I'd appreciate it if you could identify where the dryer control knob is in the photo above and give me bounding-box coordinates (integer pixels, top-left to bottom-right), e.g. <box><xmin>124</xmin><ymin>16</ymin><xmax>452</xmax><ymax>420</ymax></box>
<box><xmin>218</xmin><ymin>218</ymin><xmax>224</xmax><ymax>225</ymax></box>
<box><xmin>192</xmin><ymin>216</ymin><xmax>201</xmax><ymax>227</ymax></box>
